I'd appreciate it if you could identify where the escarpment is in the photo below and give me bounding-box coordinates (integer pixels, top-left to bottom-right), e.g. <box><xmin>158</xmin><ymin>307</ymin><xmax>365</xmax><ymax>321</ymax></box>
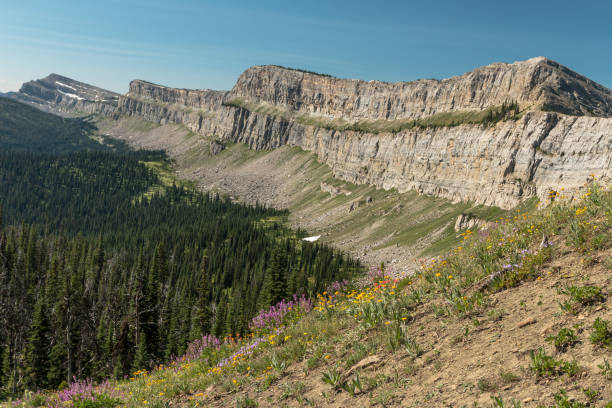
<box><xmin>13</xmin><ymin>58</ymin><xmax>610</xmax><ymax>210</ymax></box>
<box><xmin>228</xmin><ymin>57</ymin><xmax>612</xmax><ymax>120</ymax></box>
<box><xmin>116</xmin><ymin>57</ymin><xmax>612</xmax><ymax>209</ymax></box>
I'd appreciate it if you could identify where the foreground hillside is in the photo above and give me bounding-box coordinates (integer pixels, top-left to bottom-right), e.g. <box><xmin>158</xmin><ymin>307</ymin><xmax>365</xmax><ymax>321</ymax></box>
<box><xmin>8</xmin><ymin>181</ymin><xmax>611</xmax><ymax>407</ymax></box>
<box><xmin>0</xmin><ymin>101</ymin><xmax>360</xmax><ymax>401</ymax></box>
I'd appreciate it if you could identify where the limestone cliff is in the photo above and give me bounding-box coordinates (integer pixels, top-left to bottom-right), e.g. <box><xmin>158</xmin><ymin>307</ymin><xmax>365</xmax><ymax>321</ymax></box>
<box><xmin>116</xmin><ymin>57</ymin><xmax>612</xmax><ymax>209</ymax></box>
<box><xmin>12</xmin><ymin>73</ymin><xmax>119</xmax><ymax>116</ymax></box>
<box><xmin>228</xmin><ymin>57</ymin><xmax>612</xmax><ymax>120</ymax></box>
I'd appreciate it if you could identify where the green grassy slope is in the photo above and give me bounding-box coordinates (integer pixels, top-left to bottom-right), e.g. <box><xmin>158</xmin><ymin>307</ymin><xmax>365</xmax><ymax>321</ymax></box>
<box><xmin>10</xmin><ymin>181</ymin><xmax>610</xmax><ymax>408</ymax></box>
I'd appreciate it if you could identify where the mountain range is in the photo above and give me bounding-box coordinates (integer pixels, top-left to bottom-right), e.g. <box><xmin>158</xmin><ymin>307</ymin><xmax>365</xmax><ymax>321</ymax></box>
<box><xmin>5</xmin><ymin>57</ymin><xmax>612</xmax><ymax>269</ymax></box>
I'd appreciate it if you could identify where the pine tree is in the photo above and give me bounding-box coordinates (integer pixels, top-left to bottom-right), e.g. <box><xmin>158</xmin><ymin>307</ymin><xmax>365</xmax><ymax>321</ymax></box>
<box><xmin>132</xmin><ymin>331</ymin><xmax>148</xmax><ymax>371</ymax></box>
<box><xmin>194</xmin><ymin>255</ymin><xmax>212</xmax><ymax>337</ymax></box>
<box><xmin>213</xmin><ymin>296</ymin><xmax>228</xmax><ymax>338</ymax></box>
<box><xmin>260</xmin><ymin>244</ymin><xmax>288</xmax><ymax>308</ymax></box>
<box><xmin>164</xmin><ymin>302</ymin><xmax>178</xmax><ymax>361</ymax></box>
<box><xmin>24</xmin><ymin>296</ymin><xmax>51</xmax><ymax>389</ymax></box>
<box><xmin>46</xmin><ymin>337</ymin><xmax>67</xmax><ymax>388</ymax></box>
<box><xmin>113</xmin><ymin>320</ymin><xmax>132</xmax><ymax>378</ymax></box>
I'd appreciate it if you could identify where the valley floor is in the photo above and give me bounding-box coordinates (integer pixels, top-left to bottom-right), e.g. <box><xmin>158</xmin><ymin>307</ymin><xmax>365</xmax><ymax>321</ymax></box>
<box><xmin>98</xmin><ymin>117</ymin><xmax>508</xmax><ymax>274</ymax></box>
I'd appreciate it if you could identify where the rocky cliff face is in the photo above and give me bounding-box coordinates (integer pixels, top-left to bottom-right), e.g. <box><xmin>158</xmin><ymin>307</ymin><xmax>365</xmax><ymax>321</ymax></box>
<box><xmin>117</xmin><ymin>62</ymin><xmax>612</xmax><ymax>209</ymax></box>
<box><xmin>228</xmin><ymin>57</ymin><xmax>612</xmax><ymax>120</ymax></box>
<box><xmin>18</xmin><ymin>58</ymin><xmax>609</xmax><ymax>210</ymax></box>
<box><xmin>127</xmin><ymin>80</ymin><xmax>226</xmax><ymax>109</ymax></box>
<box><xmin>11</xmin><ymin>73</ymin><xmax>119</xmax><ymax>116</ymax></box>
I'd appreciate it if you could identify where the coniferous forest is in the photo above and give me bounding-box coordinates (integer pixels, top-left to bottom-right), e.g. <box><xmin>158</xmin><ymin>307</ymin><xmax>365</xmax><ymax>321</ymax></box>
<box><xmin>0</xmin><ymin>100</ymin><xmax>360</xmax><ymax>398</ymax></box>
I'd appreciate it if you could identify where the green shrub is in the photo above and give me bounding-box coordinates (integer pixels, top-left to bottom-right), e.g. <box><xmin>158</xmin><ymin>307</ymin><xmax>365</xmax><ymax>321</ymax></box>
<box><xmin>530</xmin><ymin>348</ymin><xmax>561</xmax><ymax>377</ymax></box>
<box><xmin>546</xmin><ymin>328</ymin><xmax>580</xmax><ymax>352</ymax></box>
<box><xmin>560</xmin><ymin>285</ymin><xmax>605</xmax><ymax>306</ymax></box>
<box><xmin>582</xmin><ymin>388</ymin><xmax>599</xmax><ymax>404</ymax></box>
<box><xmin>499</xmin><ymin>368</ymin><xmax>521</xmax><ymax>384</ymax></box>
<box><xmin>477</xmin><ymin>377</ymin><xmax>495</xmax><ymax>392</ymax></box>
<box><xmin>491</xmin><ymin>395</ymin><xmax>522</xmax><ymax>407</ymax></box>
<box><xmin>599</xmin><ymin>358</ymin><xmax>612</xmax><ymax>379</ymax></box>
<box><xmin>591</xmin><ymin>318</ymin><xmax>612</xmax><ymax>349</ymax></box>
<box><xmin>549</xmin><ymin>390</ymin><xmax>586</xmax><ymax>408</ymax></box>
<box><xmin>236</xmin><ymin>394</ymin><xmax>258</xmax><ymax>408</ymax></box>
<box><xmin>559</xmin><ymin>285</ymin><xmax>605</xmax><ymax>313</ymax></box>
<box><xmin>321</xmin><ymin>367</ymin><xmax>342</xmax><ymax>389</ymax></box>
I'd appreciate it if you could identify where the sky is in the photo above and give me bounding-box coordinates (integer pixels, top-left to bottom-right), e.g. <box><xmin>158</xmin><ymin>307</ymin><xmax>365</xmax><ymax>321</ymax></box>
<box><xmin>1</xmin><ymin>0</ymin><xmax>611</xmax><ymax>93</ymax></box>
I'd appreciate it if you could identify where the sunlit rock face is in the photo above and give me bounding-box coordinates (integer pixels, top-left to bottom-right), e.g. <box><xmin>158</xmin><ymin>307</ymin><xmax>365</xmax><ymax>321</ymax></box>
<box><xmin>14</xmin><ymin>73</ymin><xmax>120</xmax><ymax>116</ymax></box>
<box><xmin>20</xmin><ymin>58</ymin><xmax>608</xmax><ymax>210</ymax></box>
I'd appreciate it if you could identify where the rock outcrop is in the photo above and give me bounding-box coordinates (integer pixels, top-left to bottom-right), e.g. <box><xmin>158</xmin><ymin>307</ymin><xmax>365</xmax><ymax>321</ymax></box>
<box><xmin>11</xmin><ymin>73</ymin><xmax>119</xmax><ymax>116</ymax></box>
<box><xmin>116</xmin><ymin>58</ymin><xmax>612</xmax><ymax>209</ymax></box>
<box><xmin>228</xmin><ymin>57</ymin><xmax>612</xmax><ymax>120</ymax></box>
<box><xmin>454</xmin><ymin>214</ymin><xmax>483</xmax><ymax>232</ymax></box>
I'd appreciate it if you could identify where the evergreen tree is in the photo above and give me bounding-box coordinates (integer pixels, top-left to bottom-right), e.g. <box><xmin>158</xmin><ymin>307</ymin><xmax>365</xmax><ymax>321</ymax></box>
<box><xmin>0</xmin><ymin>149</ymin><xmax>360</xmax><ymax>397</ymax></box>
<box><xmin>213</xmin><ymin>296</ymin><xmax>228</xmax><ymax>338</ymax></box>
<box><xmin>260</xmin><ymin>244</ymin><xmax>288</xmax><ymax>307</ymax></box>
<box><xmin>24</xmin><ymin>296</ymin><xmax>51</xmax><ymax>389</ymax></box>
<box><xmin>132</xmin><ymin>331</ymin><xmax>148</xmax><ymax>372</ymax></box>
<box><xmin>194</xmin><ymin>255</ymin><xmax>212</xmax><ymax>338</ymax></box>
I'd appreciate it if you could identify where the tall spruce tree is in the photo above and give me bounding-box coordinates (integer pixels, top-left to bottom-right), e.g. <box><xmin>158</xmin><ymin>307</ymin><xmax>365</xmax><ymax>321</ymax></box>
<box><xmin>24</xmin><ymin>296</ymin><xmax>51</xmax><ymax>389</ymax></box>
<box><xmin>194</xmin><ymin>255</ymin><xmax>212</xmax><ymax>338</ymax></box>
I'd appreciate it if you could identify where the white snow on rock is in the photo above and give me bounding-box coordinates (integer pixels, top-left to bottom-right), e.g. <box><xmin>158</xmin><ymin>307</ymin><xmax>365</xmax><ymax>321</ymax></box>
<box><xmin>57</xmin><ymin>89</ymin><xmax>84</xmax><ymax>100</ymax></box>
<box><xmin>55</xmin><ymin>81</ymin><xmax>77</xmax><ymax>91</ymax></box>
<box><xmin>302</xmin><ymin>235</ymin><xmax>321</xmax><ymax>242</ymax></box>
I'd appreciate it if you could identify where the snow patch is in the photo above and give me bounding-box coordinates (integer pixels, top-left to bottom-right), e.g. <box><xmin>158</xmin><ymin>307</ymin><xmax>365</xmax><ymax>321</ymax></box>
<box><xmin>57</xmin><ymin>89</ymin><xmax>84</xmax><ymax>100</ymax></box>
<box><xmin>55</xmin><ymin>81</ymin><xmax>76</xmax><ymax>91</ymax></box>
<box><xmin>302</xmin><ymin>235</ymin><xmax>321</xmax><ymax>242</ymax></box>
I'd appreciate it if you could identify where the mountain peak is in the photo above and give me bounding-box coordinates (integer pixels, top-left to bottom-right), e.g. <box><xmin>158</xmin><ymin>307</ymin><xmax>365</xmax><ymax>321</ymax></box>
<box><xmin>10</xmin><ymin>73</ymin><xmax>119</xmax><ymax>116</ymax></box>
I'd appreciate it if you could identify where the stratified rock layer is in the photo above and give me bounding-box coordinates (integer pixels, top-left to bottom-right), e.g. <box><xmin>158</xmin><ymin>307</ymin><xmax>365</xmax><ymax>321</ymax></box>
<box><xmin>228</xmin><ymin>57</ymin><xmax>612</xmax><ymax>119</ymax></box>
<box><xmin>13</xmin><ymin>58</ymin><xmax>612</xmax><ymax>210</ymax></box>
<box><xmin>117</xmin><ymin>58</ymin><xmax>612</xmax><ymax>209</ymax></box>
<box><xmin>13</xmin><ymin>73</ymin><xmax>119</xmax><ymax>116</ymax></box>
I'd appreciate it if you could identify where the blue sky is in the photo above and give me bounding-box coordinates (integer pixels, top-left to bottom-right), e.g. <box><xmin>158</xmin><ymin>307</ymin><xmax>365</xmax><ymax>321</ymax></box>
<box><xmin>1</xmin><ymin>0</ymin><xmax>611</xmax><ymax>93</ymax></box>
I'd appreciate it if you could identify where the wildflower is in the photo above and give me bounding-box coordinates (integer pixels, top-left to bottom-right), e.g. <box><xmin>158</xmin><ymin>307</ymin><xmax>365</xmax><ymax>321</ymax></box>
<box><xmin>447</xmin><ymin>275</ymin><xmax>453</xmax><ymax>279</ymax></box>
<box><xmin>385</xmin><ymin>321</ymin><xmax>391</xmax><ymax>325</ymax></box>
<box><xmin>324</xmin><ymin>354</ymin><xmax>331</xmax><ymax>359</ymax></box>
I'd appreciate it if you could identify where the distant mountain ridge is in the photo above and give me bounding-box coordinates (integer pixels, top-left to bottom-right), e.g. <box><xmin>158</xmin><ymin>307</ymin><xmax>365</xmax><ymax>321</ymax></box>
<box><xmin>11</xmin><ymin>73</ymin><xmax>119</xmax><ymax>116</ymax></box>
<box><xmin>5</xmin><ymin>57</ymin><xmax>612</xmax><ymax>209</ymax></box>
<box><xmin>228</xmin><ymin>57</ymin><xmax>612</xmax><ymax>119</ymax></box>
